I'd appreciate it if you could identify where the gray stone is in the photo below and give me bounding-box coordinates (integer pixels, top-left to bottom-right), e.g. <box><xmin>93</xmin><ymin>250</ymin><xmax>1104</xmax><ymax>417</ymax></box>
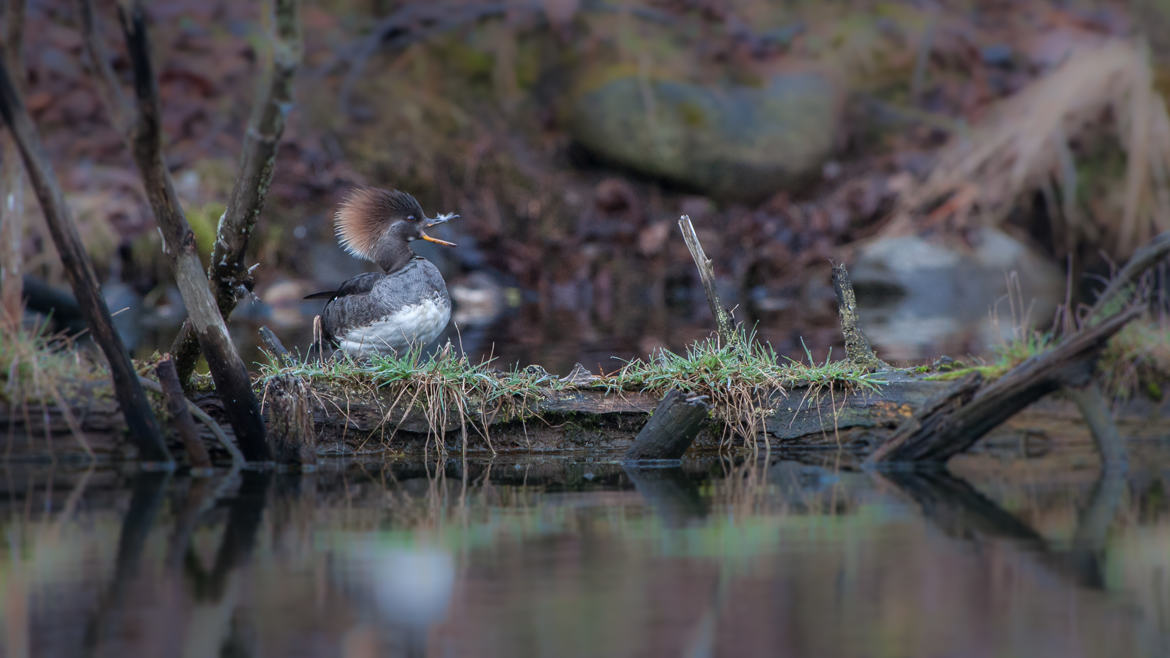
<box><xmin>567</xmin><ymin>68</ymin><xmax>844</xmax><ymax>201</ymax></box>
<box><xmin>849</xmin><ymin>228</ymin><xmax>1067</xmax><ymax>360</ymax></box>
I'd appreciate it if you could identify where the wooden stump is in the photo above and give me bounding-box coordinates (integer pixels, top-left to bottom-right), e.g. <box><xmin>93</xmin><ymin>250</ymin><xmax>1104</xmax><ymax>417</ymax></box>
<box><xmin>625</xmin><ymin>390</ymin><xmax>711</xmax><ymax>462</ymax></box>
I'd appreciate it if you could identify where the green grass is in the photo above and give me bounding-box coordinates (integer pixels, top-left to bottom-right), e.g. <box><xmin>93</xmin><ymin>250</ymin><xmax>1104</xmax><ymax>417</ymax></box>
<box><xmin>925</xmin><ymin>328</ymin><xmax>1054</xmax><ymax>382</ymax></box>
<box><xmin>608</xmin><ymin>329</ymin><xmax>886</xmax><ymax>450</ymax></box>
<box><xmin>258</xmin><ymin>328</ymin><xmax>888</xmax><ymax>453</ymax></box>
<box><xmin>257</xmin><ymin>343</ymin><xmax>549</xmax><ymax>454</ymax></box>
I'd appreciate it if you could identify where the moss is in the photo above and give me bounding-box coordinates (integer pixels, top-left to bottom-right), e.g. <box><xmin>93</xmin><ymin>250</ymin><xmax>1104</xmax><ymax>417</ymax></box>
<box><xmin>1100</xmin><ymin>319</ymin><xmax>1170</xmax><ymax>401</ymax></box>
<box><xmin>678</xmin><ymin>101</ymin><xmax>708</xmax><ymax>128</ymax></box>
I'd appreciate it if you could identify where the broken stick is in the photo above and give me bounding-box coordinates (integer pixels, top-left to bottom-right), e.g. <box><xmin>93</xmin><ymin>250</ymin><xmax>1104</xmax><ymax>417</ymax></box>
<box><xmin>678</xmin><ymin>215</ymin><xmax>735</xmax><ymax>343</ymax></box>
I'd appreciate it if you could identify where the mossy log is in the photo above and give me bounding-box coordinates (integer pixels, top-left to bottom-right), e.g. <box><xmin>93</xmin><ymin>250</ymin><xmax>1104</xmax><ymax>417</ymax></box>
<box><xmin>10</xmin><ymin>368</ymin><xmax>1164</xmax><ymax>462</ymax></box>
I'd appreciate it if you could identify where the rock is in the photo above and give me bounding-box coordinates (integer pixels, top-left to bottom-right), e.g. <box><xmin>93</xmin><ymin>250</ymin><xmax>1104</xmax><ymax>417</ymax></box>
<box><xmin>849</xmin><ymin>228</ymin><xmax>1067</xmax><ymax>360</ymax></box>
<box><xmin>567</xmin><ymin>67</ymin><xmax>844</xmax><ymax>201</ymax></box>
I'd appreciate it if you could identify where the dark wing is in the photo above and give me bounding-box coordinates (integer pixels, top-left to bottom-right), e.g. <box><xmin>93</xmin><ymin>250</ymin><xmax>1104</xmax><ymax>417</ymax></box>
<box><xmin>303</xmin><ymin>272</ymin><xmax>383</xmax><ymax>301</ymax></box>
<box><xmin>303</xmin><ymin>290</ymin><xmax>338</xmax><ymax>300</ymax></box>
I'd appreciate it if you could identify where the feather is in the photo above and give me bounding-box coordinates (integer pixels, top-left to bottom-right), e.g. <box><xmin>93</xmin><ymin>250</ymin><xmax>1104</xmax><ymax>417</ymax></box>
<box><xmin>333</xmin><ymin>187</ymin><xmax>425</xmax><ymax>261</ymax></box>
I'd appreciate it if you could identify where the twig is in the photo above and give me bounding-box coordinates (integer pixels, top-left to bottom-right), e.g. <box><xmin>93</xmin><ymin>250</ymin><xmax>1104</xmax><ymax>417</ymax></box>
<box><xmin>0</xmin><ymin>42</ymin><xmax>171</xmax><ymax>462</ymax></box>
<box><xmin>678</xmin><ymin>215</ymin><xmax>735</xmax><ymax>342</ymax></box>
<box><xmin>156</xmin><ymin>355</ymin><xmax>211</xmax><ymax>468</ymax></box>
<box><xmin>138</xmin><ymin>376</ymin><xmax>244</xmax><ymax>465</ymax></box>
<box><xmin>831</xmin><ymin>263</ymin><xmax>885</xmax><ymax>370</ymax></box>
<box><xmin>1088</xmin><ymin>231</ymin><xmax>1170</xmax><ymax>320</ymax></box>
<box><xmin>258</xmin><ymin>325</ymin><xmax>292</xmax><ymax>364</ymax></box>
<box><xmin>171</xmin><ymin>0</ymin><xmax>302</xmax><ymax>382</ymax></box>
<box><xmin>77</xmin><ymin>0</ymin><xmax>270</xmax><ymax>461</ymax></box>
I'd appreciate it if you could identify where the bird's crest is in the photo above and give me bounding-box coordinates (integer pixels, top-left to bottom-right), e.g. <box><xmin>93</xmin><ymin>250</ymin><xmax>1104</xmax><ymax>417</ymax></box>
<box><xmin>334</xmin><ymin>187</ymin><xmax>422</xmax><ymax>261</ymax></box>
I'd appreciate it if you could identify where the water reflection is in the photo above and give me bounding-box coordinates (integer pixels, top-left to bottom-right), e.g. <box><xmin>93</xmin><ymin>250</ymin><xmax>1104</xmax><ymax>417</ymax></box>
<box><xmin>1</xmin><ymin>453</ymin><xmax>1168</xmax><ymax>657</ymax></box>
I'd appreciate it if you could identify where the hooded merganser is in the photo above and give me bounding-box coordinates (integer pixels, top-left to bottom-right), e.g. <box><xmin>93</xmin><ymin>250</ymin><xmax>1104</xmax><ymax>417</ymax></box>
<box><xmin>305</xmin><ymin>187</ymin><xmax>458</xmax><ymax>357</ymax></box>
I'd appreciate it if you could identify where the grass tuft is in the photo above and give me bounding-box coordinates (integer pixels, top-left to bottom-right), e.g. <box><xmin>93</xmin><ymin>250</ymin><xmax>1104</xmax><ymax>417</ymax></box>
<box><xmin>609</xmin><ymin>328</ymin><xmax>885</xmax><ymax>451</ymax></box>
<box><xmin>257</xmin><ymin>342</ymin><xmax>548</xmax><ymax>455</ymax></box>
<box><xmin>259</xmin><ymin>329</ymin><xmax>887</xmax><ymax>454</ymax></box>
<box><xmin>0</xmin><ymin>319</ymin><xmax>104</xmax><ymax>457</ymax></box>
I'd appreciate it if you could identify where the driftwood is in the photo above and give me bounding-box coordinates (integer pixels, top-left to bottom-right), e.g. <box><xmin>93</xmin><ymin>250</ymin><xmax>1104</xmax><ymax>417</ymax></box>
<box><xmin>625</xmin><ymin>390</ymin><xmax>711</xmax><ymax>462</ymax></box>
<box><xmin>156</xmin><ymin>356</ymin><xmax>210</xmax><ymax>469</ymax></box>
<box><xmin>678</xmin><ymin>215</ymin><xmax>736</xmax><ymax>342</ymax></box>
<box><xmin>868</xmin><ymin>231</ymin><xmax>1170</xmax><ymax>465</ymax></box>
<box><xmin>79</xmin><ymin>1</ymin><xmax>269</xmax><ymax>461</ymax></box>
<box><xmin>868</xmin><ymin>307</ymin><xmax>1141</xmax><ymax>464</ymax></box>
<box><xmin>0</xmin><ymin>44</ymin><xmax>170</xmax><ymax>461</ymax></box>
<box><xmin>170</xmin><ymin>0</ymin><xmax>302</xmax><ymax>383</ymax></box>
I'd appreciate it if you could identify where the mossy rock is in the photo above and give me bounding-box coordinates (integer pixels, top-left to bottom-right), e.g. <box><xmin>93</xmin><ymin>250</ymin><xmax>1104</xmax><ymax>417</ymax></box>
<box><xmin>567</xmin><ymin>67</ymin><xmax>843</xmax><ymax>201</ymax></box>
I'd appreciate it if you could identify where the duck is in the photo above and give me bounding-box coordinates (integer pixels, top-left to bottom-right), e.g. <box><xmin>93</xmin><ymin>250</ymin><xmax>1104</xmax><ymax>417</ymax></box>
<box><xmin>305</xmin><ymin>187</ymin><xmax>458</xmax><ymax>357</ymax></box>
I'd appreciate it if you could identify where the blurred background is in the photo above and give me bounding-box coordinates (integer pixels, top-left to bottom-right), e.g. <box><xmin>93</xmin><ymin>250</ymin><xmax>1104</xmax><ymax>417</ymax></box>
<box><xmin>11</xmin><ymin>0</ymin><xmax>1170</xmax><ymax>373</ymax></box>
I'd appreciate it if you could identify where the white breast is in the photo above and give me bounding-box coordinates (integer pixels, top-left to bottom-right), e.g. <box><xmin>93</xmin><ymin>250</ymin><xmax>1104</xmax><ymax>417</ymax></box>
<box><xmin>337</xmin><ymin>297</ymin><xmax>451</xmax><ymax>357</ymax></box>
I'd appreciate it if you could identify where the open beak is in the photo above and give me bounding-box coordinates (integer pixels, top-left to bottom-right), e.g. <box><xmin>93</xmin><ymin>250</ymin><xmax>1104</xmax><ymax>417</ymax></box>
<box><xmin>421</xmin><ymin>213</ymin><xmax>458</xmax><ymax>247</ymax></box>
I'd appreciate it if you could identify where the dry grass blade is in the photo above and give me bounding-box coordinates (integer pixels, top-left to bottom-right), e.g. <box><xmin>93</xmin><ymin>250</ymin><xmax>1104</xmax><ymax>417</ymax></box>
<box><xmin>887</xmin><ymin>40</ymin><xmax>1170</xmax><ymax>259</ymax></box>
<box><xmin>1</xmin><ymin>320</ymin><xmax>96</xmax><ymax>459</ymax></box>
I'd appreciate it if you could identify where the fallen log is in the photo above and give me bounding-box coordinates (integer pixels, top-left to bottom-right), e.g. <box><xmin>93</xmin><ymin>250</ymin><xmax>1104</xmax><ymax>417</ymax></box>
<box><xmin>867</xmin><ymin>306</ymin><xmax>1141</xmax><ymax>464</ymax></box>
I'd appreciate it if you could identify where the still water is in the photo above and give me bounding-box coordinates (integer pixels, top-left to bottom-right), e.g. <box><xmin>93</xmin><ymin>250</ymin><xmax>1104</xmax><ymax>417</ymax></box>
<box><xmin>2</xmin><ymin>450</ymin><xmax>1168</xmax><ymax>658</ymax></box>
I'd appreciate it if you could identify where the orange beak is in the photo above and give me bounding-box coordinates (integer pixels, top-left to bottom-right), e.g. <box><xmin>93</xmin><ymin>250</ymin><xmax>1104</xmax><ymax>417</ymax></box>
<box><xmin>422</xmin><ymin>213</ymin><xmax>457</xmax><ymax>247</ymax></box>
<box><xmin>421</xmin><ymin>233</ymin><xmax>456</xmax><ymax>247</ymax></box>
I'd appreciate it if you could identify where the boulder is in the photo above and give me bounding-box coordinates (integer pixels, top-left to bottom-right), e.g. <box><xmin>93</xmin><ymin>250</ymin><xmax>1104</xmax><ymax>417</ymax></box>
<box><xmin>849</xmin><ymin>228</ymin><xmax>1067</xmax><ymax>360</ymax></box>
<box><xmin>567</xmin><ymin>67</ymin><xmax>844</xmax><ymax>201</ymax></box>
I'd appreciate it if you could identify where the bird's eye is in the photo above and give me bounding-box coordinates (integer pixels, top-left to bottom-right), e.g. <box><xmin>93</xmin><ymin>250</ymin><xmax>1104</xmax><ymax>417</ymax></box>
<box><xmin>407</xmin><ymin>215</ymin><xmax>416</xmax><ymax>221</ymax></box>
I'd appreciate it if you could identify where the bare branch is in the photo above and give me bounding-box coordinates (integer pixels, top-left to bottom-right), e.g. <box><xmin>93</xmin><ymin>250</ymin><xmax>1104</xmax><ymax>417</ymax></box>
<box><xmin>76</xmin><ymin>1</ymin><xmax>270</xmax><ymax>460</ymax></box>
<box><xmin>171</xmin><ymin>0</ymin><xmax>301</xmax><ymax>382</ymax></box>
<box><xmin>0</xmin><ymin>52</ymin><xmax>171</xmax><ymax>462</ymax></box>
<box><xmin>678</xmin><ymin>215</ymin><xmax>735</xmax><ymax>342</ymax></box>
<box><xmin>1</xmin><ymin>0</ymin><xmax>24</xmax><ymax>66</ymax></box>
<box><xmin>156</xmin><ymin>355</ymin><xmax>211</xmax><ymax>468</ymax></box>
<box><xmin>1088</xmin><ymin>231</ymin><xmax>1170</xmax><ymax>321</ymax></box>
<box><xmin>75</xmin><ymin>0</ymin><xmax>134</xmax><ymax>135</ymax></box>
<box><xmin>0</xmin><ymin>0</ymin><xmax>26</xmax><ymax>329</ymax></box>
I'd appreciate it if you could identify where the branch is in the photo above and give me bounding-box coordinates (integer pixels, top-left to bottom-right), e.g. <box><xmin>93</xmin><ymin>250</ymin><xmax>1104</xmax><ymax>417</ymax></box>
<box><xmin>832</xmin><ymin>263</ymin><xmax>885</xmax><ymax>370</ymax></box>
<box><xmin>0</xmin><ymin>53</ymin><xmax>170</xmax><ymax>461</ymax></box>
<box><xmin>75</xmin><ymin>0</ymin><xmax>134</xmax><ymax>135</ymax></box>
<box><xmin>867</xmin><ymin>305</ymin><xmax>1141</xmax><ymax>464</ymax></box>
<box><xmin>1088</xmin><ymin>231</ymin><xmax>1170</xmax><ymax>321</ymax></box>
<box><xmin>76</xmin><ymin>1</ymin><xmax>270</xmax><ymax>460</ymax></box>
<box><xmin>0</xmin><ymin>0</ymin><xmax>26</xmax><ymax>329</ymax></box>
<box><xmin>156</xmin><ymin>355</ymin><xmax>211</xmax><ymax>468</ymax></box>
<box><xmin>1</xmin><ymin>0</ymin><xmax>24</xmax><ymax>67</ymax></box>
<box><xmin>678</xmin><ymin>215</ymin><xmax>735</xmax><ymax>342</ymax></box>
<box><xmin>138</xmin><ymin>375</ymin><xmax>244</xmax><ymax>465</ymax></box>
<box><xmin>171</xmin><ymin>0</ymin><xmax>301</xmax><ymax>382</ymax></box>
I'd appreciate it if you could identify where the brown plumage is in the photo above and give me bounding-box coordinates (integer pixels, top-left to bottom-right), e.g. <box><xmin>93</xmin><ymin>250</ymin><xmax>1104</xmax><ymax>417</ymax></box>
<box><xmin>334</xmin><ymin>187</ymin><xmax>429</xmax><ymax>262</ymax></box>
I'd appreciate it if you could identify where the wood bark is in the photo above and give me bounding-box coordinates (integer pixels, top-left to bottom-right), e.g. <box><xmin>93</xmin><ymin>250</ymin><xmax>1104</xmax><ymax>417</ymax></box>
<box><xmin>868</xmin><ymin>306</ymin><xmax>1140</xmax><ymax>464</ymax></box>
<box><xmin>625</xmin><ymin>390</ymin><xmax>711</xmax><ymax>461</ymax></box>
<box><xmin>171</xmin><ymin>0</ymin><xmax>302</xmax><ymax>383</ymax></box>
<box><xmin>77</xmin><ymin>1</ymin><xmax>269</xmax><ymax>461</ymax></box>
<box><xmin>156</xmin><ymin>356</ymin><xmax>211</xmax><ymax>468</ymax></box>
<box><xmin>0</xmin><ymin>52</ymin><xmax>170</xmax><ymax>462</ymax></box>
<box><xmin>678</xmin><ymin>215</ymin><xmax>735</xmax><ymax>342</ymax></box>
<box><xmin>832</xmin><ymin>263</ymin><xmax>885</xmax><ymax>370</ymax></box>
<box><xmin>0</xmin><ymin>0</ymin><xmax>25</xmax><ymax>329</ymax></box>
